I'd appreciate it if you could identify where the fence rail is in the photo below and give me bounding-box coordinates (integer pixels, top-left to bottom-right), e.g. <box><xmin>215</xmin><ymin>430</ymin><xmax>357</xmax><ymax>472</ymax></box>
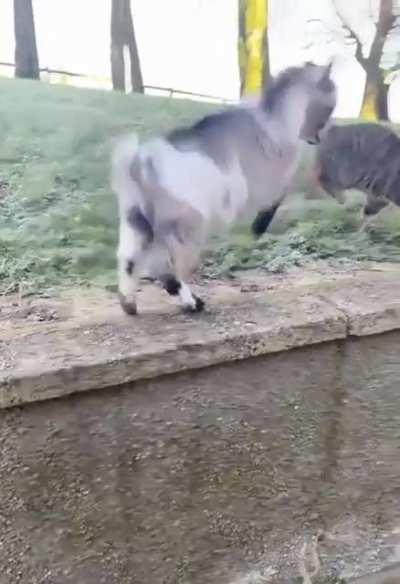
<box><xmin>0</xmin><ymin>61</ymin><xmax>85</xmax><ymax>78</ymax></box>
<box><xmin>143</xmin><ymin>84</ymin><xmax>236</xmax><ymax>104</ymax></box>
<box><xmin>0</xmin><ymin>62</ymin><xmax>236</xmax><ymax>104</ymax></box>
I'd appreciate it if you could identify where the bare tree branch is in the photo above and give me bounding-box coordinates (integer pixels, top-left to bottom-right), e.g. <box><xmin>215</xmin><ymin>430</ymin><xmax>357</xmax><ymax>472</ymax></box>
<box><xmin>339</xmin><ymin>0</ymin><xmax>395</xmax><ymax>66</ymax></box>
<box><xmin>341</xmin><ymin>22</ymin><xmax>364</xmax><ymax>64</ymax></box>
<box><xmin>307</xmin><ymin>0</ymin><xmax>395</xmax><ymax>119</ymax></box>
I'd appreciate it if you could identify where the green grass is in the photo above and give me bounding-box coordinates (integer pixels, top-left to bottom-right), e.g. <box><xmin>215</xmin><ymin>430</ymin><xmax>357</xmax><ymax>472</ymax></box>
<box><xmin>1</xmin><ymin>77</ymin><xmax>400</xmax><ymax>296</ymax></box>
<box><xmin>0</xmin><ymin>77</ymin><xmax>214</xmax><ymax>295</ymax></box>
<box><xmin>206</xmin><ymin>193</ymin><xmax>400</xmax><ymax>278</ymax></box>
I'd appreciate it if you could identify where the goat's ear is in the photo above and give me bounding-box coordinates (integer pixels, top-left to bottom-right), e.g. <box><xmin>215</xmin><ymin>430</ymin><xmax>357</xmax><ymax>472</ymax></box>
<box><xmin>317</xmin><ymin>62</ymin><xmax>335</xmax><ymax>92</ymax></box>
<box><xmin>315</xmin><ymin>60</ymin><xmax>334</xmax><ymax>88</ymax></box>
<box><xmin>323</xmin><ymin>60</ymin><xmax>333</xmax><ymax>77</ymax></box>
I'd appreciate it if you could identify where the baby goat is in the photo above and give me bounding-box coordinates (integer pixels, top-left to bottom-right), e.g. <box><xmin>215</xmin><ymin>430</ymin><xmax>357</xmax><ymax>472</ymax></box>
<box><xmin>314</xmin><ymin>122</ymin><xmax>400</xmax><ymax>229</ymax></box>
<box><xmin>112</xmin><ymin>62</ymin><xmax>337</xmax><ymax>315</ymax></box>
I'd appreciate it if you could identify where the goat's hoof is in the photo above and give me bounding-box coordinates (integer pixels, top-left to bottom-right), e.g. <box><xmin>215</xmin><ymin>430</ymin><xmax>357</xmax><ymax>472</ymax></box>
<box><xmin>183</xmin><ymin>296</ymin><xmax>205</xmax><ymax>314</ymax></box>
<box><xmin>251</xmin><ymin>224</ymin><xmax>265</xmax><ymax>239</ymax></box>
<box><xmin>119</xmin><ymin>294</ymin><xmax>137</xmax><ymax>316</ymax></box>
<box><xmin>194</xmin><ymin>296</ymin><xmax>205</xmax><ymax>312</ymax></box>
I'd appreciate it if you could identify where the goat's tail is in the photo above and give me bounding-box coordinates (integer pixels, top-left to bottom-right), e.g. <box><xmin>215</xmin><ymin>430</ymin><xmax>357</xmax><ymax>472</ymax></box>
<box><xmin>111</xmin><ymin>133</ymin><xmax>140</xmax><ymax>208</ymax></box>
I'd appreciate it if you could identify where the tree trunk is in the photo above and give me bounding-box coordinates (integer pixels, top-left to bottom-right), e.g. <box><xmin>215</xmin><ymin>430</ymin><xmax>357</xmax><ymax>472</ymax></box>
<box><xmin>13</xmin><ymin>0</ymin><xmax>40</xmax><ymax>80</ymax></box>
<box><xmin>358</xmin><ymin>0</ymin><xmax>394</xmax><ymax>121</ymax></box>
<box><xmin>360</xmin><ymin>72</ymin><xmax>388</xmax><ymax>120</ymax></box>
<box><xmin>378</xmin><ymin>80</ymin><xmax>389</xmax><ymax>119</ymax></box>
<box><xmin>111</xmin><ymin>0</ymin><xmax>143</xmax><ymax>93</ymax></box>
<box><xmin>238</xmin><ymin>0</ymin><xmax>269</xmax><ymax>97</ymax></box>
<box><xmin>125</xmin><ymin>1</ymin><xmax>143</xmax><ymax>93</ymax></box>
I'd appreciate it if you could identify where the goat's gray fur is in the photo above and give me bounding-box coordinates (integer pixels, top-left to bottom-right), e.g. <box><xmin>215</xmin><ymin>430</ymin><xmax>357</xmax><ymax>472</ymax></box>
<box><xmin>314</xmin><ymin>122</ymin><xmax>400</xmax><ymax>227</ymax></box>
<box><xmin>112</xmin><ymin>62</ymin><xmax>337</xmax><ymax>315</ymax></box>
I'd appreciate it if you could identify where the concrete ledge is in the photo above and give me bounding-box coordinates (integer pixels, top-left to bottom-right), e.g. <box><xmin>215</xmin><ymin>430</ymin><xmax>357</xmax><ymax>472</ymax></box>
<box><xmin>1</xmin><ymin>268</ymin><xmax>400</xmax><ymax>409</ymax></box>
<box><xmin>0</xmin><ymin>292</ymin><xmax>346</xmax><ymax>409</ymax></box>
<box><xmin>351</xmin><ymin>562</ymin><xmax>400</xmax><ymax>583</ymax></box>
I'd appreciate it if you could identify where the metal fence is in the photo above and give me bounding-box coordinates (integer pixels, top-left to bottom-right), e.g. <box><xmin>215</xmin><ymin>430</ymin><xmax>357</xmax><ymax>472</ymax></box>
<box><xmin>0</xmin><ymin>62</ymin><xmax>236</xmax><ymax>104</ymax></box>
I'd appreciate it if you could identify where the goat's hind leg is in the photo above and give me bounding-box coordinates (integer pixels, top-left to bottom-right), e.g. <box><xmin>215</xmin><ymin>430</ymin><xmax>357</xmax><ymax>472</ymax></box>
<box><xmin>161</xmin><ymin>229</ymin><xmax>204</xmax><ymax>313</ymax></box>
<box><xmin>118</xmin><ymin>245</ymin><xmax>141</xmax><ymax>316</ymax></box>
<box><xmin>162</xmin><ymin>275</ymin><xmax>204</xmax><ymax>313</ymax></box>
<box><xmin>117</xmin><ymin>208</ymin><xmax>153</xmax><ymax>315</ymax></box>
<box><xmin>118</xmin><ymin>253</ymin><xmax>140</xmax><ymax>316</ymax></box>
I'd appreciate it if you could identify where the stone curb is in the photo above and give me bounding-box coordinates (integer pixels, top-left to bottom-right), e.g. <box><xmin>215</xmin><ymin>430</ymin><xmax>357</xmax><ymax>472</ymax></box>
<box><xmin>1</xmin><ymin>274</ymin><xmax>400</xmax><ymax>410</ymax></box>
<box><xmin>350</xmin><ymin>562</ymin><xmax>400</xmax><ymax>583</ymax></box>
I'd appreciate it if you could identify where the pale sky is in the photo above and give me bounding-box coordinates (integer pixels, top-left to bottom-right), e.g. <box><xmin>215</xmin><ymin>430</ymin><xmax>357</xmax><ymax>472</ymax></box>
<box><xmin>0</xmin><ymin>0</ymin><xmax>240</xmax><ymax>100</ymax></box>
<box><xmin>1</xmin><ymin>0</ymin><xmax>400</xmax><ymax>119</ymax></box>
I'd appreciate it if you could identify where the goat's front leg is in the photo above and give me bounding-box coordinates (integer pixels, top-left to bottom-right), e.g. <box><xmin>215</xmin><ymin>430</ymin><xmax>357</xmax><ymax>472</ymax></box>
<box><xmin>251</xmin><ymin>202</ymin><xmax>281</xmax><ymax>238</ymax></box>
<box><xmin>358</xmin><ymin>194</ymin><xmax>389</xmax><ymax>232</ymax></box>
<box><xmin>160</xmin><ymin>231</ymin><xmax>205</xmax><ymax>313</ymax></box>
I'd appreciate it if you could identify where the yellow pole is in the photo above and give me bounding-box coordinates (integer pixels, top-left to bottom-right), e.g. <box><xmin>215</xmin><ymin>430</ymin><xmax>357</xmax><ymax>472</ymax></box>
<box><xmin>244</xmin><ymin>0</ymin><xmax>267</xmax><ymax>95</ymax></box>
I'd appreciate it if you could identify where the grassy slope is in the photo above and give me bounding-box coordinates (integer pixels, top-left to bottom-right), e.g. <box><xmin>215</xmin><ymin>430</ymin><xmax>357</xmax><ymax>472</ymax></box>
<box><xmin>1</xmin><ymin>77</ymin><xmax>400</xmax><ymax>295</ymax></box>
<box><xmin>0</xmin><ymin>78</ymin><xmax>214</xmax><ymax>294</ymax></box>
